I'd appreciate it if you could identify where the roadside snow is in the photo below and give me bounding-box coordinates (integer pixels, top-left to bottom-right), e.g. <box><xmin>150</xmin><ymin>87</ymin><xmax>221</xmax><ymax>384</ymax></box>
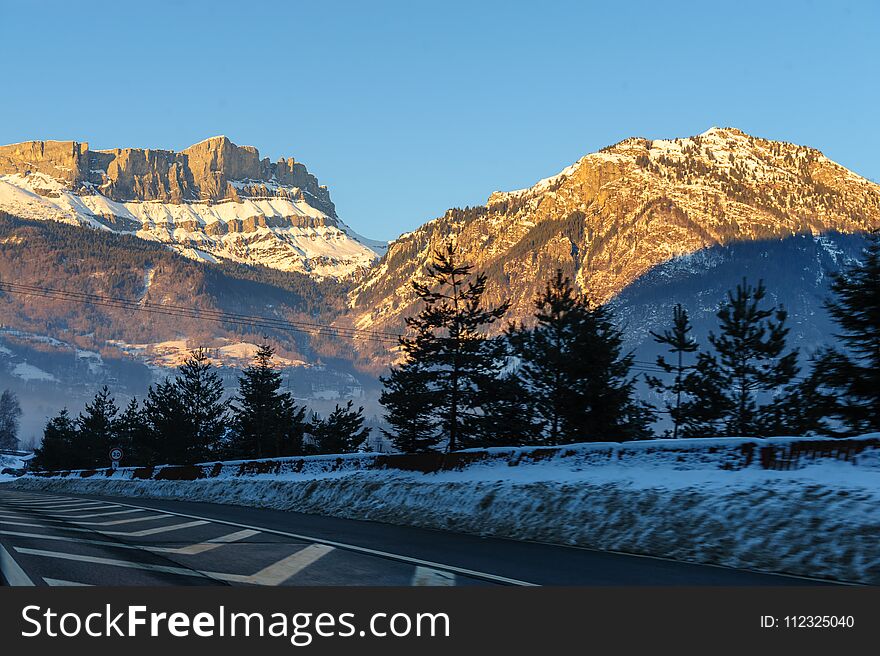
<box><xmin>12</xmin><ymin>435</ymin><xmax>880</xmax><ymax>583</ymax></box>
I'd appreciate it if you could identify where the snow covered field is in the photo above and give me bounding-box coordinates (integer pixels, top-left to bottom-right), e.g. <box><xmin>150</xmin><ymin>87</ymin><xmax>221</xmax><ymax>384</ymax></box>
<box><xmin>9</xmin><ymin>435</ymin><xmax>880</xmax><ymax>583</ymax></box>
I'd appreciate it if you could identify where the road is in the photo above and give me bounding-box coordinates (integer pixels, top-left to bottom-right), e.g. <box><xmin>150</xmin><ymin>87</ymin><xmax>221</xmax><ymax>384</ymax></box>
<box><xmin>0</xmin><ymin>488</ymin><xmax>826</xmax><ymax>587</ymax></box>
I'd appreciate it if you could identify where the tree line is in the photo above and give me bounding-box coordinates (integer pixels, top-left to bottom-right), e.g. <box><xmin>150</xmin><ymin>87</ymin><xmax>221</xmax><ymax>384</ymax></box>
<box><xmin>30</xmin><ymin>232</ymin><xmax>879</xmax><ymax>468</ymax></box>
<box><xmin>31</xmin><ymin>345</ymin><xmax>369</xmax><ymax>470</ymax></box>
<box><xmin>380</xmin><ymin>234</ymin><xmax>879</xmax><ymax>451</ymax></box>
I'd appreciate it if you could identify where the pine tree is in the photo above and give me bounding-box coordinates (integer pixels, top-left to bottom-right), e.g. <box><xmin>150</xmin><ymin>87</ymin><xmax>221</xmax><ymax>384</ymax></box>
<box><xmin>115</xmin><ymin>398</ymin><xmax>148</xmax><ymax>466</ymax></box>
<box><xmin>76</xmin><ymin>386</ymin><xmax>119</xmax><ymax>467</ymax></box>
<box><xmin>231</xmin><ymin>344</ymin><xmax>307</xmax><ymax>458</ymax></box>
<box><xmin>805</xmin><ymin>232</ymin><xmax>880</xmax><ymax>434</ymax></box>
<box><xmin>143</xmin><ymin>377</ymin><xmax>191</xmax><ymax>465</ymax></box>
<box><xmin>310</xmin><ymin>400</ymin><xmax>370</xmax><ymax>454</ymax></box>
<box><xmin>0</xmin><ymin>389</ymin><xmax>22</xmax><ymax>450</ymax></box>
<box><xmin>174</xmin><ymin>349</ymin><xmax>228</xmax><ymax>462</ymax></box>
<box><xmin>682</xmin><ymin>279</ymin><xmax>799</xmax><ymax>437</ymax></box>
<box><xmin>507</xmin><ymin>270</ymin><xmax>652</xmax><ymax>444</ymax></box>
<box><xmin>470</xmin><ymin>337</ymin><xmax>544</xmax><ymax>446</ymax></box>
<box><xmin>645</xmin><ymin>304</ymin><xmax>698</xmax><ymax>438</ymax></box>
<box><xmin>379</xmin><ymin>361</ymin><xmax>439</xmax><ymax>453</ymax></box>
<box><xmin>32</xmin><ymin>409</ymin><xmax>78</xmax><ymax>471</ymax></box>
<box><xmin>380</xmin><ymin>241</ymin><xmax>509</xmax><ymax>451</ymax></box>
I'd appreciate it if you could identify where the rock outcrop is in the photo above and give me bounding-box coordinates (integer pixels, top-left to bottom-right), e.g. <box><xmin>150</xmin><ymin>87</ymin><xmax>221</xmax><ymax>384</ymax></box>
<box><xmin>0</xmin><ymin>136</ymin><xmax>382</xmax><ymax>278</ymax></box>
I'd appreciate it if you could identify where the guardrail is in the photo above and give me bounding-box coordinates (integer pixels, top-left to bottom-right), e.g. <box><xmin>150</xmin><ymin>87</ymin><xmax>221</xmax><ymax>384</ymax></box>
<box><xmin>25</xmin><ymin>433</ymin><xmax>880</xmax><ymax>481</ymax></box>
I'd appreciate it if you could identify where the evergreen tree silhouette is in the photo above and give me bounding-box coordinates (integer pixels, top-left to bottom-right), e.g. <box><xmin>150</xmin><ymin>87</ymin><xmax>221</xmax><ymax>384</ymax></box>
<box><xmin>231</xmin><ymin>344</ymin><xmax>306</xmax><ymax>458</ymax></box>
<box><xmin>77</xmin><ymin>386</ymin><xmax>119</xmax><ymax>467</ymax></box>
<box><xmin>682</xmin><ymin>279</ymin><xmax>798</xmax><ymax>437</ymax></box>
<box><xmin>32</xmin><ymin>409</ymin><xmax>78</xmax><ymax>471</ymax></box>
<box><xmin>380</xmin><ymin>241</ymin><xmax>509</xmax><ymax>451</ymax></box>
<box><xmin>310</xmin><ymin>400</ymin><xmax>370</xmax><ymax>454</ymax></box>
<box><xmin>508</xmin><ymin>270</ymin><xmax>653</xmax><ymax>444</ymax></box>
<box><xmin>804</xmin><ymin>232</ymin><xmax>880</xmax><ymax>434</ymax></box>
<box><xmin>646</xmin><ymin>304</ymin><xmax>698</xmax><ymax>438</ymax></box>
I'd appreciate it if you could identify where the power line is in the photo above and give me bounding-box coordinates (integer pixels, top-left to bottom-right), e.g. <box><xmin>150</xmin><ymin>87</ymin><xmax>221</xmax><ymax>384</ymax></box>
<box><xmin>0</xmin><ymin>281</ymin><xmax>400</xmax><ymax>346</ymax></box>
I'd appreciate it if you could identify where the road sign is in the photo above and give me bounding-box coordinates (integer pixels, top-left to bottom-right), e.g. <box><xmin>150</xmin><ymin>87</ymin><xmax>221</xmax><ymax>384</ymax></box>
<box><xmin>109</xmin><ymin>447</ymin><xmax>124</xmax><ymax>462</ymax></box>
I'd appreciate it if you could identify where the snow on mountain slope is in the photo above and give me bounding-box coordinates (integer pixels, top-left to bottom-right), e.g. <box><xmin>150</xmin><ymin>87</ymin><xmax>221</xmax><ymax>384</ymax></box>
<box><xmin>348</xmin><ymin>127</ymin><xmax>880</xmax><ymax>343</ymax></box>
<box><xmin>0</xmin><ymin>138</ymin><xmax>384</xmax><ymax>278</ymax></box>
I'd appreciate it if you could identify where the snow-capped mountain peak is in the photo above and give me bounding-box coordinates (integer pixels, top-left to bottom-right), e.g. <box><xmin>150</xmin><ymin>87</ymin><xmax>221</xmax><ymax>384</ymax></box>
<box><xmin>0</xmin><ymin>137</ymin><xmax>385</xmax><ymax>278</ymax></box>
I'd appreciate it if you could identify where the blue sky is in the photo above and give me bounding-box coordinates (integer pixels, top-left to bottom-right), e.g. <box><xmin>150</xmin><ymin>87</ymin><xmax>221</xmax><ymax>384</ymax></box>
<box><xmin>0</xmin><ymin>0</ymin><xmax>877</xmax><ymax>240</ymax></box>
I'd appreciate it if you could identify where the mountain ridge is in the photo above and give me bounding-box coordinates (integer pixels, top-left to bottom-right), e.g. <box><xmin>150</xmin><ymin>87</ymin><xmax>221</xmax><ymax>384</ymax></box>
<box><xmin>346</xmin><ymin>127</ymin><xmax>880</xmax><ymax>353</ymax></box>
<box><xmin>0</xmin><ymin>136</ymin><xmax>384</xmax><ymax>278</ymax></box>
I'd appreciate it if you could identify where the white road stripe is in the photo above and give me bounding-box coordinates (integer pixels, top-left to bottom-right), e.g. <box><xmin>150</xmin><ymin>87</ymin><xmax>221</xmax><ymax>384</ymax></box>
<box><xmin>14</xmin><ymin>547</ymin><xmax>210</xmax><ymax>579</ymax></box>
<box><xmin>47</xmin><ymin>509</ymin><xmax>143</xmax><ymax>519</ymax></box>
<box><xmin>72</xmin><ymin>514</ymin><xmax>170</xmax><ymax>526</ymax></box>
<box><xmin>412</xmin><ymin>566</ymin><xmax>456</xmax><ymax>586</ymax></box>
<box><xmin>44</xmin><ymin>506</ymin><xmax>126</xmax><ymax>514</ymax></box>
<box><xmin>0</xmin><ymin>517</ymin><xmax>210</xmax><ymax>537</ymax></box>
<box><xmin>151</xmin><ymin>529</ymin><xmax>260</xmax><ymax>555</ymax></box>
<box><xmin>206</xmin><ymin>544</ymin><xmax>334</xmax><ymax>585</ymax></box>
<box><xmin>7</xmin><ymin>500</ymin><xmax>108</xmax><ymax>508</ymax></box>
<box><xmin>99</xmin><ymin>499</ymin><xmax>539</xmax><ymax>586</ymax></box>
<box><xmin>43</xmin><ymin>578</ymin><xmax>93</xmax><ymax>586</ymax></box>
<box><xmin>0</xmin><ymin>543</ymin><xmax>35</xmax><ymax>586</ymax></box>
<box><xmin>109</xmin><ymin>520</ymin><xmax>211</xmax><ymax>537</ymax></box>
<box><xmin>0</xmin><ymin>528</ymin><xmax>259</xmax><ymax>556</ymax></box>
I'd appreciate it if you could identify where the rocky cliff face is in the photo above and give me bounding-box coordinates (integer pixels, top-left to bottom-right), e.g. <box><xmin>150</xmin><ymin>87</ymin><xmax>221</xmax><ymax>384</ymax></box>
<box><xmin>347</xmin><ymin>128</ymin><xmax>880</xmax><ymax>344</ymax></box>
<box><xmin>0</xmin><ymin>137</ymin><xmax>381</xmax><ymax>278</ymax></box>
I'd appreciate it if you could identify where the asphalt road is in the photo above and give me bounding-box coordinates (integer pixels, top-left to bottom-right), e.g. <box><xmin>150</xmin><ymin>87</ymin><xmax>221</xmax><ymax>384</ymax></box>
<box><xmin>0</xmin><ymin>488</ymin><xmax>827</xmax><ymax>587</ymax></box>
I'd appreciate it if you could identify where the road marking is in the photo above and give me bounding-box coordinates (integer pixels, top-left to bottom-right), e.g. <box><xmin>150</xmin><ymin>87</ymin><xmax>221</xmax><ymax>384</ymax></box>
<box><xmin>43</xmin><ymin>578</ymin><xmax>93</xmax><ymax>586</ymax></box>
<box><xmin>7</xmin><ymin>500</ymin><xmax>109</xmax><ymax>508</ymax></box>
<box><xmin>151</xmin><ymin>529</ymin><xmax>260</xmax><ymax>555</ymax></box>
<box><xmin>43</xmin><ymin>506</ymin><xmax>126</xmax><ymax>514</ymax></box>
<box><xmin>47</xmin><ymin>509</ymin><xmax>143</xmax><ymax>519</ymax></box>
<box><xmin>14</xmin><ymin>547</ymin><xmax>210</xmax><ymax>579</ymax></box>
<box><xmin>0</xmin><ymin>528</ymin><xmax>260</xmax><ymax>556</ymax></box>
<box><xmin>0</xmin><ymin>517</ymin><xmax>210</xmax><ymax>537</ymax></box>
<box><xmin>206</xmin><ymin>544</ymin><xmax>334</xmax><ymax>585</ymax></box>
<box><xmin>0</xmin><ymin>543</ymin><xmax>35</xmax><ymax>586</ymax></box>
<box><xmin>109</xmin><ymin>520</ymin><xmax>212</xmax><ymax>537</ymax></box>
<box><xmin>412</xmin><ymin>566</ymin><xmax>456</xmax><ymax>586</ymax></box>
<box><xmin>72</xmin><ymin>514</ymin><xmax>170</xmax><ymax>526</ymax></box>
<box><xmin>94</xmin><ymin>498</ymin><xmax>538</xmax><ymax>586</ymax></box>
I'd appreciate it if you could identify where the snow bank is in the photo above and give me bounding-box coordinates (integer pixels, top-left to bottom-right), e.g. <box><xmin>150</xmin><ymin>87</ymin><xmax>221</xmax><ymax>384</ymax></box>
<box><xmin>11</xmin><ymin>435</ymin><xmax>880</xmax><ymax>584</ymax></box>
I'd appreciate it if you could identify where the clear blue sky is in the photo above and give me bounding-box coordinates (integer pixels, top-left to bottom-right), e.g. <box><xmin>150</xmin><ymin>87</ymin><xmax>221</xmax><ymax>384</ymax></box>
<box><xmin>1</xmin><ymin>0</ymin><xmax>877</xmax><ymax>240</ymax></box>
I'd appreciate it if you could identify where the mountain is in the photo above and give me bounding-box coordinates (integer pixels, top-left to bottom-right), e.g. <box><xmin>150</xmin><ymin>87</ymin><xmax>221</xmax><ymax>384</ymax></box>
<box><xmin>346</xmin><ymin>127</ymin><xmax>880</xmax><ymax>363</ymax></box>
<box><xmin>0</xmin><ymin>214</ymin><xmax>373</xmax><ymax>437</ymax></box>
<box><xmin>0</xmin><ymin>137</ymin><xmax>384</xmax><ymax>278</ymax></box>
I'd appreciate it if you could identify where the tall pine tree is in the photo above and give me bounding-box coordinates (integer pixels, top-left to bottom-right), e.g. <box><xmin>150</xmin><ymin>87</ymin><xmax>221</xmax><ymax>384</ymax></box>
<box><xmin>380</xmin><ymin>241</ymin><xmax>509</xmax><ymax>451</ymax></box>
<box><xmin>682</xmin><ymin>279</ymin><xmax>798</xmax><ymax>437</ymax></box>
<box><xmin>32</xmin><ymin>409</ymin><xmax>78</xmax><ymax>471</ymax></box>
<box><xmin>507</xmin><ymin>270</ymin><xmax>653</xmax><ymax>444</ymax></box>
<box><xmin>645</xmin><ymin>304</ymin><xmax>698</xmax><ymax>439</ymax></box>
<box><xmin>174</xmin><ymin>349</ymin><xmax>228</xmax><ymax>462</ymax></box>
<box><xmin>804</xmin><ymin>232</ymin><xmax>880</xmax><ymax>434</ymax></box>
<box><xmin>76</xmin><ymin>386</ymin><xmax>119</xmax><ymax>467</ymax></box>
<box><xmin>231</xmin><ymin>344</ymin><xmax>306</xmax><ymax>458</ymax></box>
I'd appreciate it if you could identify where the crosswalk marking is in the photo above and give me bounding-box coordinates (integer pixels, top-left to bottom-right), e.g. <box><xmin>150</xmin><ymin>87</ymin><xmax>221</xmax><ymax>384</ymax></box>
<box><xmin>206</xmin><ymin>544</ymin><xmax>334</xmax><ymax>585</ymax></box>
<box><xmin>0</xmin><ymin>543</ymin><xmax>35</xmax><ymax>586</ymax></box>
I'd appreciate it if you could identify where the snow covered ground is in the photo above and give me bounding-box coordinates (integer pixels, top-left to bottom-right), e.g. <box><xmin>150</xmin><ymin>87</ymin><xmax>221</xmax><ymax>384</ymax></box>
<box><xmin>9</xmin><ymin>435</ymin><xmax>880</xmax><ymax>583</ymax></box>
